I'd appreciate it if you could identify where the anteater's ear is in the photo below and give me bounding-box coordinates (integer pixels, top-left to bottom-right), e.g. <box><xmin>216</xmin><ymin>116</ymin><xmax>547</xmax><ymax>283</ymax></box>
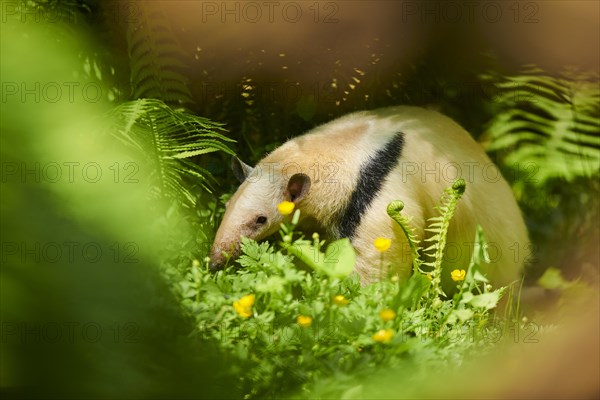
<box><xmin>285</xmin><ymin>173</ymin><xmax>311</xmax><ymax>203</ymax></box>
<box><xmin>231</xmin><ymin>156</ymin><xmax>254</xmax><ymax>183</ymax></box>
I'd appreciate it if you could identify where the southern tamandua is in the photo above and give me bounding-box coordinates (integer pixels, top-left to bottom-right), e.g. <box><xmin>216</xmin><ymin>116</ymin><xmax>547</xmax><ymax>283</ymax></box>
<box><xmin>209</xmin><ymin>106</ymin><xmax>528</xmax><ymax>291</ymax></box>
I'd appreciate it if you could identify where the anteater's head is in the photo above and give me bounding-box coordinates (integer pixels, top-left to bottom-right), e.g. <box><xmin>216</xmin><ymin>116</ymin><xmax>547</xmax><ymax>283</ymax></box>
<box><xmin>208</xmin><ymin>156</ymin><xmax>311</xmax><ymax>271</ymax></box>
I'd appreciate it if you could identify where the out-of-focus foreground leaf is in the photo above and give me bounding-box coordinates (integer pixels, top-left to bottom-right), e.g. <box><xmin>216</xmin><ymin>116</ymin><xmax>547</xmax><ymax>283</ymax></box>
<box><xmin>0</xmin><ymin>19</ymin><xmax>238</xmax><ymax>399</ymax></box>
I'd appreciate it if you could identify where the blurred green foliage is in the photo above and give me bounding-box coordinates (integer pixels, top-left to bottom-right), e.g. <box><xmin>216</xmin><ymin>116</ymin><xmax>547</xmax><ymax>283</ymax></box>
<box><xmin>1</xmin><ymin>16</ymin><xmax>238</xmax><ymax>399</ymax></box>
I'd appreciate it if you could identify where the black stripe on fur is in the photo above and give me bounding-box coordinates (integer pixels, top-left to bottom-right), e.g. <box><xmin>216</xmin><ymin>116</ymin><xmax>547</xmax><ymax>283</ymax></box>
<box><xmin>338</xmin><ymin>132</ymin><xmax>405</xmax><ymax>239</ymax></box>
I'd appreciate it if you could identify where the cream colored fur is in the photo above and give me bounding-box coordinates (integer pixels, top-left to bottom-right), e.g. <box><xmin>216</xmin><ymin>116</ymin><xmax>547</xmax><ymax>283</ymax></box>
<box><xmin>211</xmin><ymin>106</ymin><xmax>528</xmax><ymax>290</ymax></box>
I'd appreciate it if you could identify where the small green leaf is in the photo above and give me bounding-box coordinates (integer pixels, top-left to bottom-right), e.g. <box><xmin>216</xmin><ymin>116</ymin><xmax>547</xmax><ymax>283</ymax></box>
<box><xmin>285</xmin><ymin>239</ymin><xmax>355</xmax><ymax>279</ymax></box>
<box><xmin>323</xmin><ymin>239</ymin><xmax>356</xmax><ymax>279</ymax></box>
<box><xmin>256</xmin><ymin>276</ymin><xmax>286</xmax><ymax>293</ymax></box>
<box><xmin>394</xmin><ymin>273</ymin><xmax>430</xmax><ymax>310</ymax></box>
<box><xmin>537</xmin><ymin>267</ymin><xmax>573</xmax><ymax>290</ymax></box>
<box><xmin>472</xmin><ymin>270</ymin><xmax>489</xmax><ymax>283</ymax></box>
<box><xmin>466</xmin><ymin>291</ymin><xmax>502</xmax><ymax>310</ymax></box>
<box><xmin>291</xmin><ymin>209</ymin><xmax>300</xmax><ymax>225</ymax></box>
<box><xmin>460</xmin><ymin>292</ymin><xmax>474</xmax><ymax>304</ymax></box>
<box><xmin>451</xmin><ymin>308</ymin><xmax>474</xmax><ymax>322</ymax></box>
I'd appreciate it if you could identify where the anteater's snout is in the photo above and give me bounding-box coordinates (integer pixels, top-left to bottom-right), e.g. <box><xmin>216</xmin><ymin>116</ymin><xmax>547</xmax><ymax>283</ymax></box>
<box><xmin>208</xmin><ymin>240</ymin><xmax>239</xmax><ymax>272</ymax></box>
<box><xmin>208</xmin><ymin>247</ymin><xmax>226</xmax><ymax>272</ymax></box>
<box><xmin>208</xmin><ymin>259</ymin><xmax>223</xmax><ymax>272</ymax></box>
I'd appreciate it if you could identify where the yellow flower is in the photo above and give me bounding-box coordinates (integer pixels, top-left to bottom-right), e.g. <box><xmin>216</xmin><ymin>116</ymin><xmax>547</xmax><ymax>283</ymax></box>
<box><xmin>238</xmin><ymin>294</ymin><xmax>255</xmax><ymax>307</ymax></box>
<box><xmin>297</xmin><ymin>315</ymin><xmax>313</xmax><ymax>328</ymax></box>
<box><xmin>233</xmin><ymin>302</ymin><xmax>252</xmax><ymax>318</ymax></box>
<box><xmin>277</xmin><ymin>201</ymin><xmax>295</xmax><ymax>216</ymax></box>
<box><xmin>333</xmin><ymin>295</ymin><xmax>349</xmax><ymax>306</ymax></box>
<box><xmin>233</xmin><ymin>294</ymin><xmax>255</xmax><ymax>318</ymax></box>
<box><xmin>379</xmin><ymin>309</ymin><xmax>396</xmax><ymax>322</ymax></box>
<box><xmin>373</xmin><ymin>237</ymin><xmax>392</xmax><ymax>252</ymax></box>
<box><xmin>372</xmin><ymin>329</ymin><xmax>394</xmax><ymax>343</ymax></box>
<box><xmin>451</xmin><ymin>269</ymin><xmax>466</xmax><ymax>282</ymax></box>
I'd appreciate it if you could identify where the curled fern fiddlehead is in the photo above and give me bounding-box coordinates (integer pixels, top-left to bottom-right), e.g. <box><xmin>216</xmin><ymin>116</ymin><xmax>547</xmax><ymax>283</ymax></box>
<box><xmin>387</xmin><ymin>180</ymin><xmax>466</xmax><ymax>297</ymax></box>
<box><xmin>422</xmin><ymin>179</ymin><xmax>466</xmax><ymax>297</ymax></box>
<box><xmin>386</xmin><ymin>200</ymin><xmax>422</xmax><ymax>275</ymax></box>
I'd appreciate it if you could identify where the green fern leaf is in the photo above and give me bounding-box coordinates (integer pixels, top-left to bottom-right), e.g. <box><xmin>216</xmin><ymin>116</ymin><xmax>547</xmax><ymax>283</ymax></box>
<box><xmin>108</xmin><ymin>99</ymin><xmax>235</xmax><ymax>206</ymax></box>
<box><xmin>127</xmin><ymin>4</ymin><xmax>193</xmax><ymax>105</ymax></box>
<box><xmin>483</xmin><ymin>68</ymin><xmax>600</xmax><ymax>185</ymax></box>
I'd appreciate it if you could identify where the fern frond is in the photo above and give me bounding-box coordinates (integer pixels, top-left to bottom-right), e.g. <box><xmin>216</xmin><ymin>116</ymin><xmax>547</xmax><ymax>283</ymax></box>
<box><xmin>483</xmin><ymin>68</ymin><xmax>600</xmax><ymax>185</ymax></box>
<box><xmin>386</xmin><ymin>200</ymin><xmax>423</xmax><ymax>274</ymax></box>
<box><xmin>126</xmin><ymin>4</ymin><xmax>193</xmax><ymax>106</ymax></box>
<box><xmin>107</xmin><ymin>99</ymin><xmax>235</xmax><ymax>206</ymax></box>
<box><xmin>422</xmin><ymin>179</ymin><xmax>466</xmax><ymax>297</ymax></box>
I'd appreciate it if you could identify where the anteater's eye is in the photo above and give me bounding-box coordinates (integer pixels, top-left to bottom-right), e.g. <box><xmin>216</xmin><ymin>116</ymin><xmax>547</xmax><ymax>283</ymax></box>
<box><xmin>256</xmin><ymin>216</ymin><xmax>267</xmax><ymax>225</ymax></box>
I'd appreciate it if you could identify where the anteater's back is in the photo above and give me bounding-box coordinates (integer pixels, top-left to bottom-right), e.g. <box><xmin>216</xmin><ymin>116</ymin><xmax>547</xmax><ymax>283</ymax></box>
<box><xmin>266</xmin><ymin>106</ymin><xmax>528</xmax><ymax>290</ymax></box>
